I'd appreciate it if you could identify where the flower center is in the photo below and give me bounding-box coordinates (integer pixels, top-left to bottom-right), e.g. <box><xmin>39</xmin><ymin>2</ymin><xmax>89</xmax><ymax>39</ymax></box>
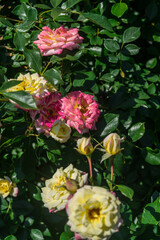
<box><xmin>88</xmin><ymin>208</ymin><xmax>100</xmax><ymax>220</ymax></box>
<box><xmin>73</xmin><ymin>101</ymin><xmax>88</xmax><ymax>114</ymax></box>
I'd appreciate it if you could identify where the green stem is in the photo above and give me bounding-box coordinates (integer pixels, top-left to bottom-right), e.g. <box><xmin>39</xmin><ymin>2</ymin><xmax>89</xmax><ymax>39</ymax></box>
<box><xmin>70</xmin><ymin>10</ymin><xmax>80</xmax><ymax>15</ymax></box>
<box><xmin>41</xmin><ymin>61</ymin><xmax>51</xmax><ymax>76</ymax></box>
<box><xmin>39</xmin><ymin>10</ymin><xmax>52</xmax><ymax>18</ymax></box>
<box><xmin>93</xmin><ymin>138</ymin><xmax>103</xmax><ymax>148</ymax></box>
<box><xmin>0</xmin><ymin>15</ymin><xmax>23</xmax><ymax>23</ymax></box>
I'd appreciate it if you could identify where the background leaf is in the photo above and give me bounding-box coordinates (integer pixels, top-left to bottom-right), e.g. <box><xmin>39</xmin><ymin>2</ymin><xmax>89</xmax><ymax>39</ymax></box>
<box><xmin>50</xmin><ymin>0</ymin><xmax>63</xmax><ymax>8</ymax></box>
<box><xmin>43</xmin><ymin>69</ymin><xmax>63</xmax><ymax>85</ymax></box>
<box><xmin>30</xmin><ymin>229</ymin><xmax>44</xmax><ymax>240</ymax></box>
<box><xmin>128</xmin><ymin>122</ymin><xmax>145</xmax><ymax>142</ymax></box>
<box><xmin>123</xmin><ymin>27</ymin><xmax>141</xmax><ymax>43</ymax></box>
<box><xmin>1</xmin><ymin>91</ymin><xmax>37</xmax><ymax>109</ymax></box>
<box><xmin>142</xmin><ymin>196</ymin><xmax>160</xmax><ymax>225</ymax></box>
<box><xmin>104</xmin><ymin>39</ymin><xmax>120</xmax><ymax>53</ymax></box>
<box><xmin>111</xmin><ymin>3</ymin><xmax>128</xmax><ymax>18</ymax></box>
<box><xmin>117</xmin><ymin>185</ymin><xmax>134</xmax><ymax>200</ymax></box>
<box><xmin>82</xmin><ymin>13</ymin><xmax>113</xmax><ymax>32</ymax></box>
<box><xmin>13</xmin><ymin>32</ymin><xmax>27</xmax><ymax>51</ymax></box>
<box><xmin>100</xmin><ymin>113</ymin><xmax>119</xmax><ymax>136</ymax></box>
<box><xmin>24</xmin><ymin>49</ymin><xmax>42</xmax><ymax>74</ymax></box>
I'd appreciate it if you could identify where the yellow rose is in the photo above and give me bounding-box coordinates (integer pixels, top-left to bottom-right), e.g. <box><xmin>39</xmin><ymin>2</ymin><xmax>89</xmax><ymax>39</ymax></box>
<box><xmin>7</xmin><ymin>73</ymin><xmax>56</xmax><ymax>95</ymax></box>
<box><xmin>50</xmin><ymin>119</ymin><xmax>71</xmax><ymax>143</ymax></box>
<box><xmin>75</xmin><ymin>137</ymin><xmax>94</xmax><ymax>156</ymax></box>
<box><xmin>101</xmin><ymin>133</ymin><xmax>123</xmax><ymax>162</ymax></box>
<box><xmin>0</xmin><ymin>177</ymin><xmax>18</xmax><ymax>198</ymax></box>
<box><xmin>67</xmin><ymin>186</ymin><xmax>122</xmax><ymax>240</ymax></box>
<box><xmin>41</xmin><ymin>164</ymin><xmax>88</xmax><ymax>212</ymax></box>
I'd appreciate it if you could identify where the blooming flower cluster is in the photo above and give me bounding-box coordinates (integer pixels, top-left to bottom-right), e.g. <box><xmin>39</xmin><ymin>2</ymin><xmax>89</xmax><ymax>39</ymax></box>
<box><xmin>41</xmin><ymin>164</ymin><xmax>88</xmax><ymax>212</ymax></box>
<box><xmin>5</xmin><ymin>24</ymin><xmax>124</xmax><ymax>240</ymax></box>
<box><xmin>33</xmin><ymin>26</ymin><xmax>84</xmax><ymax>56</ymax></box>
<box><xmin>6</xmin><ymin>26</ymin><xmax>100</xmax><ymax>140</ymax></box>
<box><xmin>29</xmin><ymin>90</ymin><xmax>100</xmax><ymax>137</ymax></box>
<box><xmin>41</xmin><ymin>164</ymin><xmax>122</xmax><ymax>240</ymax></box>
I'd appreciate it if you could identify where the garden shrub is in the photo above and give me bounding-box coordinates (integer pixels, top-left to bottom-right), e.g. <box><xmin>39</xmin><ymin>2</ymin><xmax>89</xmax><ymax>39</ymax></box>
<box><xmin>0</xmin><ymin>0</ymin><xmax>160</xmax><ymax>239</ymax></box>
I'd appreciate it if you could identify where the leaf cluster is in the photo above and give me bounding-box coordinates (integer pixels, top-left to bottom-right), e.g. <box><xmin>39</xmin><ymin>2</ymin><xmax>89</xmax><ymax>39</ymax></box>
<box><xmin>0</xmin><ymin>0</ymin><xmax>160</xmax><ymax>239</ymax></box>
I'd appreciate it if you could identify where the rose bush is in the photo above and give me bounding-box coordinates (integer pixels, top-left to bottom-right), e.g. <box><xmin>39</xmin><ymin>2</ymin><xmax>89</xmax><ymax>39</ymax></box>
<box><xmin>0</xmin><ymin>0</ymin><xmax>160</xmax><ymax>240</ymax></box>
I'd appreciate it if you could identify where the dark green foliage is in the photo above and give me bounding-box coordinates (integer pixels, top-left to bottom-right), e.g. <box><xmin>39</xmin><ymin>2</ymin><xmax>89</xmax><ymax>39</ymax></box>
<box><xmin>0</xmin><ymin>0</ymin><xmax>160</xmax><ymax>239</ymax></box>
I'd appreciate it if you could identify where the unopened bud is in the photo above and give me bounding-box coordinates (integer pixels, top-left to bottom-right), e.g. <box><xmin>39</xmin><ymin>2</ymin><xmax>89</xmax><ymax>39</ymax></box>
<box><xmin>75</xmin><ymin>137</ymin><xmax>94</xmax><ymax>156</ymax></box>
<box><xmin>103</xmin><ymin>133</ymin><xmax>123</xmax><ymax>155</ymax></box>
<box><xmin>65</xmin><ymin>179</ymin><xmax>78</xmax><ymax>193</ymax></box>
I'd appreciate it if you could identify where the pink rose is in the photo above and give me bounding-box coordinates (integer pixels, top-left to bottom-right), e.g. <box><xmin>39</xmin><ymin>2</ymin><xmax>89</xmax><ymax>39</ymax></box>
<box><xmin>33</xmin><ymin>25</ymin><xmax>83</xmax><ymax>56</ymax></box>
<box><xmin>29</xmin><ymin>92</ymin><xmax>64</xmax><ymax>135</ymax></box>
<box><xmin>61</xmin><ymin>91</ymin><xmax>100</xmax><ymax>134</ymax></box>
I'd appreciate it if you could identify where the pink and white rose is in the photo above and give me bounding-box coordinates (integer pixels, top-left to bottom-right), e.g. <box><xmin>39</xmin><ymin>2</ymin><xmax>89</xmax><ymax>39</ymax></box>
<box><xmin>61</xmin><ymin>91</ymin><xmax>100</xmax><ymax>134</ymax></box>
<box><xmin>33</xmin><ymin>25</ymin><xmax>83</xmax><ymax>56</ymax></box>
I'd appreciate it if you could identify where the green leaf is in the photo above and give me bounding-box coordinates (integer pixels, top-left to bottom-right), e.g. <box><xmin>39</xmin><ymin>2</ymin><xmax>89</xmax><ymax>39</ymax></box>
<box><xmin>117</xmin><ymin>185</ymin><xmax>134</xmax><ymax>200</ymax></box>
<box><xmin>65</xmin><ymin>50</ymin><xmax>83</xmax><ymax>61</ymax></box>
<box><xmin>30</xmin><ymin>229</ymin><xmax>44</xmax><ymax>240</ymax></box>
<box><xmin>82</xmin><ymin>13</ymin><xmax>113</xmax><ymax>32</ymax></box>
<box><xmin>73</xmin><ymin>71</ymin><xmax>95</xmax><ymax>87</ymax></box>
<box><xmin>12</xmin><ymin>3</ymin><xmax>37</xmax><ymax>21</ymax></box>
<box><xmin>50</xmin><ymin>0</ymin><xmax>63</xmax><ymax>8</ymax></box>
<box><xmin>60</xmin><ymin>232</ymin><xmax>74</xmax><ymax>240</ymax></box>
<box><xmin>123</xmin><ymin>27</ymin><xmax>141</xmax><ymax>43</ymax></box>
<box><xmin>43</xmin><ymin>69</ymin><xmax>62</xmax><ymax>85</ymax></box>
<box><xmin>66</xmin><ymin>0</ymin><xmax>82</xmax><ymax>8</ymax></box>
<box><xmin>100</xmin><ymin>113</ymin><xmax>119</xmax><ymax>137</ymax></box>
<box><xmin>144</xmin><ymin>148</ymin><xmax>160</xmax><ymax>165</ymax></box>
<box><xmin>28</xmin><ymin>183</ymin><xmax>42</xmax><ymax>201</ymax></box>
<box><xmin>147</xmin><ymin>74</ymin><xmax>160</xmax><ymax>82</ymax></box>
<box><xmin>111</xmin><ymin>3</ymin><xmax>128</xmax><ymax>18</ymax></box>
<box><xmin>0</xmin><ymin>81</ymin><xmax>21</xmax><ymax>91</ymax></box>
<box><xmin>128</xmin><ymin>122</ymin><xmax>145</xmax><ymax>142</ymax></box>
<box><xmin>147</xmin><ymin>83</ymin><xmax>156</xmax><ymax>95</ymax></box>
<box><xmin>104</xmin><ymin>39</ymin><xmax>120</xmax><ymax>53</ymax></box>
<box><xmin>12</xmin><ymin>3</ymin><xmax>28</xmax><ymax>20</ymax></box>
<box><xmin>56</xmin><ymin>15</ymin><xmax>74</xmax><ymax>22</ymax></box>
<box><xmin>153</xmin><ymin>35</ymin><xmax>160</xmax><ymax>42</ymax></box>
<box><xmin>24</xmin><ymin>217</ymin><xmax>34</xmax><ymax>227</ymax></box>
<box><xmin>17</xmin><ymin>20</ymin><xmax>34</xmax><ymax>32</ymax></box>
<box><xmin>138</xmin><ymin>90</ymin><xmax>150</xmax><ymax>100</ymax></box>
<box><xmin>0</xmin><ymin>18</ymin><xmax>14</xmax><ymax>28</ymax></box>
<box><xmin>123</xmin><ymin>44</ymin><xmax>140</xmax><ymax>55</ymax></box>
<box><xmin>142</xmin><ymin>196</ymin><xmax>160</xmax><ymax>225</ymax></box>
<box><xmin>0</xmin><ymin>198</ymin><xmax>8</xmax><ymax>211</ymax></box>
<box><xmin>88</xmin><ymin>47</ymin><xmax>102</xmax><ymax>57</ymax></box>
<box><xmin>13</xmin><ymin>32</ymin><xmax>27</xmax><ymax>51</ymax></box>
<box><xmin>4</xmin><ymin>236</ymin><xmax>17</xmax><ymax>240</ymax></box>
<box><xmin>146</xmin><ymin>58</ymin><xmax>157</xmax><ymax>69</ymax></box>
<box><xmin>51</xmin><ymin>7</ymin><xmax>64</xmax><ymax>19</ymax></box>
<box><xmin>24</xmin><ymin>49</ymin><xmax>42</xmax><ymax>74</ymax></box>
<box><xmin>1</xmin><ymin>91</ymin><xmax>37</xmax><ymax>110</ymax></box>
